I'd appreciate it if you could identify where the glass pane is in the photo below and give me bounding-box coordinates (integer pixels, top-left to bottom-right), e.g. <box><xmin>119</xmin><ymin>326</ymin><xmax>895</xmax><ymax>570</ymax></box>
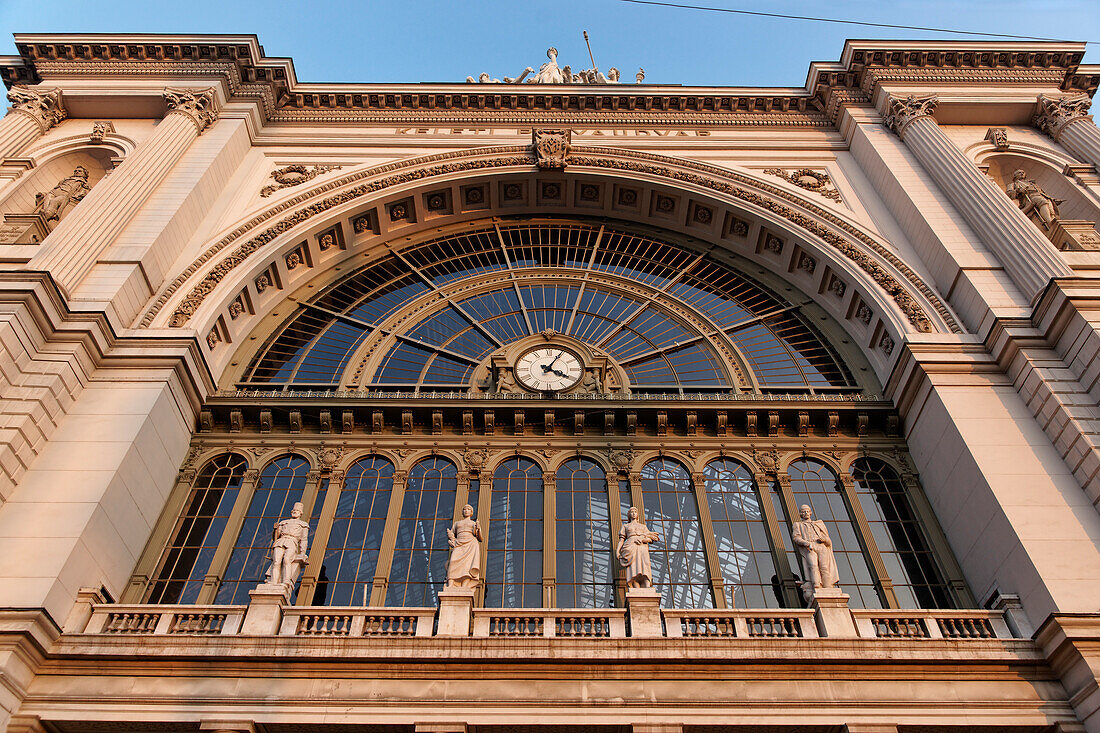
<box><xmin>320</xmin><ymin>456</ymin><xmax>394</xmax><ymax>606</ymax></box>
<box><xmin>555</xmin><ymin>459</ymin><xmax>613</xmax><ymax>608</ymax></box>
<box><xmin>485</xmin><ymin>458</ymin><xmax>544</xmax><ymax>608</ymax></box>
<box><xmin>640</xmin><ymin>459</ymin><xmax>713</xmax><ymax>609</ymax></box>
<box><xmin>386</xmin><ymin>457</ymin><xmax>457</xmax><ymax>606</ymax></box>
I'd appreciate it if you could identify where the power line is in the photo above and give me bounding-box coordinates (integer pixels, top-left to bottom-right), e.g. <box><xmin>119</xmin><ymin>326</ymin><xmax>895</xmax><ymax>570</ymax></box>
<box><xmin>618</xmin><ymin>0</ymin><xmax>1095</xmax><ymax>45</ymax></box>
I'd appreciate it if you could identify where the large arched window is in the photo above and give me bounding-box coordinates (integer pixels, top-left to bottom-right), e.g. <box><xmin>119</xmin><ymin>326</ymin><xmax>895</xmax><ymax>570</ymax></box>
<box><xmin>386</xmin><ymin>456</ymin><xmax>456</xmax><ymax>607</ymax></box>
<box><xmin>641</xmin><ymin>458</ymin><xmax>713</xmax><ymax>609</ymax></box>
<box><xmin>147</xmin><ymin>453</ymin><xmax>247</xmax><ymax>604</ymax></box>
<box><xmin>704</xmin><ymin>458</ymin><xmax>780</xmax><ymax>608</ymax></box>
<box><xmin>485</xmin><ymin>457</ymin><xmax>544</xmax><ymax>608</ymax></box>
<box><xmin>785</xmin><ymin>459</ymin><xmax>880</xmax><ymax>609</ymax></box>
<box><xmin>555</xmin><ymin>459</ymin><xmax>614</xmax><ymax>608</ymax></box>
<box><xmin>321</xmin><ymin>456</ymin><xmax>395</xmax><ymax>606</ymax></box>
<box><xmin>215</xmin><ymin>454</ymin><xmax>310</xmax><ymax>604</ymax></box>
<box><xmin>851</xmin><ymin>458</ymin><xmax>953</xmax><ymax>608</ymax></box>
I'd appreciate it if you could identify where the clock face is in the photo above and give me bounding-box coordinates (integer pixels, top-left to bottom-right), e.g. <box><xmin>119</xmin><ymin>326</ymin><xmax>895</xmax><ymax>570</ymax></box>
<box><xmin>515</xmin><ymin>347</ymin><xmax>584</xmax><ymax>392</ymax></box>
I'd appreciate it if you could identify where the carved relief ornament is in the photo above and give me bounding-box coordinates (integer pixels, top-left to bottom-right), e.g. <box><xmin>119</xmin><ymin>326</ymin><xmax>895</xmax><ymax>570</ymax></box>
<box><xmin>762</xmin><ymin>168</ymin><xmax>842</xmax><ymax>202</ymax></box>
<box><xmin>149</xmin><ymin>146</ymin><xmax>953</xmax><ymax>335</ymax></box>
<box><xmin>163</xmin><ymin>87</ymin><xmax>219</xmax><ymax>134</ymax></box>
<box><xmin>6</xmin><ymin>86</ymin><xmax>66</xmax><ymax>131</ymax></box>
<box><xmin>261</xmin><ymin>164</ymin><xmax>343</xmax><ymax>198</ymax></box>
<box><xmin>883</xmin><ymin>94</ymin><xmax>938</xmax><ymax>138</ymax></box>
<box><xmin>1034</xmin><ymin>93</ymin><xmax>1092</xmax><ymax>139</ymax></box>
<box><xmin>533</xmin><ymin>129</ymin><xmax>571</xmax><ymax>169</ymax></box>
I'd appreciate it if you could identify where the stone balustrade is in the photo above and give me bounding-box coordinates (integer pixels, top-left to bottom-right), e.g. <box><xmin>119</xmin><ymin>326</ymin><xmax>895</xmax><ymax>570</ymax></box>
<box><xmin>79</xmin><ymin>599</ymin><xmax>1016</xmax><ymax>641</ymax></box>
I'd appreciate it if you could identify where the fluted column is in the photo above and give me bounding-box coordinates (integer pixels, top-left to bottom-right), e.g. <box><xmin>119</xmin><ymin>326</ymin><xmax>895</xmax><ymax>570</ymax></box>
<box><xmin>29</xmin><ymin>87</ymin><xmax>218</xmax><ymax>296</ymax></box>
<box><xmin>0</xmin><ymin>86</ymin><xmax>65</xmax><ymax>159</ymax></box>
<box><xmin>884</xmin><ymin>93</ymin><xmax>1071</xmax><ymax>300</ymax></box>
<box><xmin>1035</xmin><ymin>93</ymin><xmax>1100</xmax><ymax>172</ymax></box>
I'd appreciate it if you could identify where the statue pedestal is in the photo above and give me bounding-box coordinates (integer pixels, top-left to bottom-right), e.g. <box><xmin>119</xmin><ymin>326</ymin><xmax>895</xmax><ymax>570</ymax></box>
<box><xmin>808</xmin><ymin>587</ymin><xmax>857</xmax><ymax>638</ymax></box>
<box><xmin>240</xmin><ymin>584</ymin><xmax>291</xmax><ymax>636</ymax></box>
<box><xmin>437</xmin><ymin>588</ymin><xmax>475</xmax><ymax>637</ymax></box>
<box><xmin>1049</xmin><ymin>219</ymin><xmax>1100</xmax><ymax>250</ymax></box>
<box><xmin>0</xmin><ymin>213</ymin><xmax>49</xmax><ymax>244</ymax></box>
<box><xmin>626</xmin><ymin>587</ymin><xmax>663</xmax><ymax>638</ymax></box>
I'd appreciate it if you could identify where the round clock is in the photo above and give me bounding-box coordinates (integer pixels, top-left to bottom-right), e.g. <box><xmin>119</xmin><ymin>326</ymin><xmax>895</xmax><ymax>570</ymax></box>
<box><xmin>514</xmin><ymin>346</ymin><xmax>584</xmax><ymax>392</ymax></box>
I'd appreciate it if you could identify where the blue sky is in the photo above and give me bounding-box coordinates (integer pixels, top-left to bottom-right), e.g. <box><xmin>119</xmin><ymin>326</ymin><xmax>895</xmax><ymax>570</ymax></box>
<box><xmin>1</xmin><ymin>0</ymin><xmax>1099</xmax><ymax>87</ymax></box>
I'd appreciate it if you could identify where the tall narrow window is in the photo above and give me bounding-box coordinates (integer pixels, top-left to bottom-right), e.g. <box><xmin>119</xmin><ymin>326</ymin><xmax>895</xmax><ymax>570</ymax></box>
<box><xmin>641</xmin><ymin>458</ymin><xmax>713</xmax><ymax>608</ymax></box>
<box><xmin>148</xmin><ymin>453</ymin><xmax>247</xmax><ymax>604</ymax></box>
<box><xmin>215</xmin><ymin>454</ymin><xmax>310</xmax><ymax>605</ymax></box>
<box><xmin>386</xmin><ymin>457</ymin><xmax>456</xmax><ymax>607</ymax></box>
<box><xmin>485</xmin><ymin>458</ymin><xmax>543</xmax><ymax>608</ymax></box>
<box><xmin>704</xmin><ymin>459</ymin><xmax>780</xmax><ymax>608</ymax></box>
<box><xmin>322</xmin><ymin>456</ymin><xmax>394</xmax><ymax>606</ymax></box>
<box><xmin>851</xmin><ymin>458</ymin><xmax>953</xmax><ymax>608</ymax></box>
<box><xmin>555</xmin><ymin>459</ymin><xmax>613</xmax><ymax>608</ymax></box>
<box><xmin>786</xmin><ymin>459</ymin><xmax>880</xmax><ymax>609</ymax></box>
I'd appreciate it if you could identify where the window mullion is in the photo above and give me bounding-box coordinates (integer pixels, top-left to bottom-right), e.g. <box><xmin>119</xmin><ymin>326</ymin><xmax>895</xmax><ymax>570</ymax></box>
<box><xmin>369</xmin><ymin>468</ymin><xmax>408</xmax><ymax>606</ymax></box>
<box><xmin>773</xmin><ymin>472</ymin><xmax>808</xmax><ymax>607</ymax></box>
<box><xmin>690</xmin><ymin>471</ymin><xmax>728</xmax><ymax>609</ymax></box>
<box><xmin>543</xmin><ymin>471</ymin><xmax>556</xmax><ymax>609</ymax></box>
<box><xmin>296</xmin><ymin>470</ymin><xmax>344</xmax><ymax>606</ymax></box>
<box><xmin>197</xmin><ymin>468</ymin><xmax>260</xmax><ymax>605</ymax></box>
<box><xmin>752</xmin><ymin>471</ymin><xmax>800</xmax><ymax>609</ymax></box>
<box><xmin>475</xmin><ymin>476</ymin><xmax>493</xmax><ymax>608</ymax></box>
<box><xmin>837</xmin><ymin>472</ymin><xmax>900</xmax><ymax>609</ymax></box>
<box><xmin>606</xmin><ymin>475</ymin><xmax>625</xmax><ymax>607</ymax></box>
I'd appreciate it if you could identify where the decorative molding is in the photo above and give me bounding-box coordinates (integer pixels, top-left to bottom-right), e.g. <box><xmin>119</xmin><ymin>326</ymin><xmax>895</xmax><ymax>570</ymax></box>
<box><xmin>260</xmin><ymin>164</ymin><xmax>342</xmax><ymax>198</ymax></box>
<box><xmin>763</xmin><ymin>168</ymin><xmax>842</xmax><ymax>202</ymax></box>
<box><xmin>883</xmin><ymin>94</ymin><xmax>938</xmax><ymax>138</ymax></box>
<box><xmin>984</xmin><ymin>127</ymin><xmax>1009</xmax><ymax>151</ymax></box>
<box><xmin>89</xmin><ymin>120</ymin><xmax>114</xmax><ymax>143</ymax></box>
<box><xmin>1034</xmin><ymin>93</ymin><xmax>1093</xmax><ymax>139</ymax></box>
<box><xmin>163</xmin><ymin>87</ymin><xmax>218</xmax><ymax>133</ymax></box>
<box><xmin>5</xmin><ymin>86</ymin><xmax>65</xmax><ymax>131</ymax></box>
<box><xmin>145</xmin><ymin>145</ymin><xmax>955</xmax><ymax>334</ymax></box>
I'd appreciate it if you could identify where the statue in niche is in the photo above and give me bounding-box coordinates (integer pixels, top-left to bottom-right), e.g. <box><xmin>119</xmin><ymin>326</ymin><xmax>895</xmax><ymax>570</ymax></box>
<box><xmin>1006</xmin><ymin>169</ymin><xmax>1062</xmax><ymax>231</ymax></box>
<box><xmin>35</xmin><ymin>166</ymin><xmax>91</xmax><ymax>225</ymax></box>
<box><xmin>582</xmin><ymin>368</ymin><xmax>603</xmax><ymax>394</ymax></box>
<box><xmin>792</xmin><ymin>504</ymin><xmax>839</xmax><ymax>601</ymax></box>
<box><xmin>496</xmin><ymin>367</ymin><xmax>519</xmax><ymax>393</ymax></box>
<box><xmin>445</xmin><ymin>504</ymin><xmax>483</xmax><ymax>589</ymax></box>
<box><xmin>264</xmin><ymin>501</ymin><xmax>310</xmax><ymax>587</ymax></box>
<box><xmin>616</xmin><ymin>506</ymin><xmax>660</xmax><ymax>588</ymax></box>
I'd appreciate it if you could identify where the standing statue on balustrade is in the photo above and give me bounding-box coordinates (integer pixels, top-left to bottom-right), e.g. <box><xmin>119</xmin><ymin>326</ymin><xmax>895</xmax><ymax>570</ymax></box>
<box><xmin>265</xmin><ymin>501</ymin><xmax>310</xmax><ymax>588</ymax></box>
<box><xmin>791</xmin><ymin>504</ymin><xmax>839</xmax><ymax>601</ymax></box>
<box><xmin>446</xmin><ymin>504</ymin><xmax>483</xmax><ymax>589</ymax></box>
<box><xmin>617</xmin><ymin>506</ymin><xmax>660</xmax><ymax>588</ymax></box>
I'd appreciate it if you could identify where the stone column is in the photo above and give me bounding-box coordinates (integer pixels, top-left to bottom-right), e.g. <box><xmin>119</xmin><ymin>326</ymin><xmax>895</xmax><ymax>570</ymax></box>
<box><xmin>29</xmin><ymin>87</ymin><xmax>218</xmax><ymax>297</ymax></box>
<box><xmin>0</xmin><ymin>87</ymin><xmax>65</xmax><ymax>159</ymax></box>
<box><xmin>1035</xmin><ymin>93</ymin><xmax>1100</xmax><ymax>173</ymax></box>
<box><xmin>884</xmin><ymin>93</ymin><xmax>1072</xmax><ymax>300</ymax></box>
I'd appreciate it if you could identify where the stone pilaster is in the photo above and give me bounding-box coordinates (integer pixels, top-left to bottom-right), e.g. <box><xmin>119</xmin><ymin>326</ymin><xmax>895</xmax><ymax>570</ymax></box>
<box><xmin>28</xmin><ymin>87</ymin><xmax>219</xmax><ymax>297</ymax></box>
<box><xmin>0</xmin><ymin>87</ymin><xmax>65</xmax><ymax>160</ymax></box>
<box><xmin>1035</xmin><ymin>93</ymin><xmax>1100</xmax><ymax>173</ymax></box>
<box><xmin>884</xmin><ymin>93</ymin><xmax>1072</xmax><ymax>301</ymax></box>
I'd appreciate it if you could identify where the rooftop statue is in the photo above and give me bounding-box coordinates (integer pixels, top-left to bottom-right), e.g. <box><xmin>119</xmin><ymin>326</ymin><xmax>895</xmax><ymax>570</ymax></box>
<box><xmin>466</xmin><ymin>46</ymin><xmax>644</xmax><ymax>85</ymax></box>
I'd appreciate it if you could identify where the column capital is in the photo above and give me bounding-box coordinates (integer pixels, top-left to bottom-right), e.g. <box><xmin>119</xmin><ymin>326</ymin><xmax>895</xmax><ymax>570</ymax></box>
<box><xmin>883</xmin><ymin>93</ymin><xmax>938</xmax><ymax>138</ymax></box>
<box><xmin>1034</xmin><ymin>92</ymin><xmax>1093</xmax><ymax>140</ymax></box>
<box><xmin>6</xmin><ymin>86</ymin><xmax>66</xmax><ymax>132</ymax></box>
<box><xmin>164</xmin><ymin>86</ymin><xmax>219</xmax><ymax>134</ymax></box>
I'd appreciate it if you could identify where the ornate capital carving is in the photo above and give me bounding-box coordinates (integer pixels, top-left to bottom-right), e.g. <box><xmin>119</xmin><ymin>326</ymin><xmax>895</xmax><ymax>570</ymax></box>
<box><xmin>6</xmin><ymin>86</ymin><xmax>66</xmax><ymax>131</ymax></box>
<box><xmin>883</xmin><ymin>93</ymin><xmax>938</xmax><ymax>138</ymax></box>
<box><xmin>163</xmin><ymin>87</ymin><xmax>219</xmax><ymax>134</ymax></box>
<box><xmin>1034</xmin><ymin>93</ymin><xmax>1093</xmax><ymax>139</ymax></box>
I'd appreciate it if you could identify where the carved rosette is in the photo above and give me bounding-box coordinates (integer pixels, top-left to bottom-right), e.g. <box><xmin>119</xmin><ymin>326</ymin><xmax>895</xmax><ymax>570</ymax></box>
<box><xmin>883</xmin><ymin>94</ymin><xmax>938</xmax><ymax>138</ymax></box>
<box><xmin>163</xmin><ymin>87</ymin><xmax>219</xmax><ymax>134</ymax></box>
<box><xmin>763</xmin><ymin>168</ymin><xmax>842</xmax><ymax>202</ymax></box>
<box><xmin>6</xmin><ymin>86</ymin><xmax>66</xmax><ymax>131</ymax></box>
<box><xmin>1033</xmin><ymin>93</ymin><xmax>1092</xmax><ymax>140</ymax></box>
<box><xmin>533</xmin><ymin>129</ymin><xmax>571</xmax><ymax>169</ymax></box>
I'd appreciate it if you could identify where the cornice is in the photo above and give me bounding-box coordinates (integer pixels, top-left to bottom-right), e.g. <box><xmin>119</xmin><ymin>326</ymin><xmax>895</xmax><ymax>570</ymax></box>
<box><xmin>3</xmin><ymin>35</ymin><xmax>1095</xmax><ymax>127</ymax></box>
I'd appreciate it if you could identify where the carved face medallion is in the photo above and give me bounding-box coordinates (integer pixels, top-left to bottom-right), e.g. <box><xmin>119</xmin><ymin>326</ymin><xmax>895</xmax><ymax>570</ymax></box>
<box><xmin>515</xmin><ymin>346</ymin><xmax>583</xmax><ymax>392</ymax></box>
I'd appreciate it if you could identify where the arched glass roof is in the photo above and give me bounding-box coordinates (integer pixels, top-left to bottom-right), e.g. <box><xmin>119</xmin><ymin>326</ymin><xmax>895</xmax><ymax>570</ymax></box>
<box><xmin>242</xmin><ymin>222</ymin><xmax>856</xmax><ymax>394</ymax></box>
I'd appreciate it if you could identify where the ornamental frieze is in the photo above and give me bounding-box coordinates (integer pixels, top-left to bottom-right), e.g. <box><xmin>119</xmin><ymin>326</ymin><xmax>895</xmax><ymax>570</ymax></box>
<box><xmin>146</xmin><ymin>146</ymin><xmax>955</xmax><ymax>335</ymax></box>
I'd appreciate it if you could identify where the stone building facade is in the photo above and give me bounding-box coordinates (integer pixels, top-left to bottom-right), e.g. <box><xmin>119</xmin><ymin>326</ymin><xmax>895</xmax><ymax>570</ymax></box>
<box><xmin>0</xmin><ymin>33</ymin><xmax>1096</xmax><ymax>733</ymax></box>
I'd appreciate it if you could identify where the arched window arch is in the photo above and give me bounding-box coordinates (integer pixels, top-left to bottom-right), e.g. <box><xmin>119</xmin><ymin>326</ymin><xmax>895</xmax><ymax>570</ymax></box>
<box><xmin>784</xmin><ymin>459</ymin><xmax>880</xmax><ymax>609</ymax></box>
<box><xmin>704</xmin><ymin>458</ymin><xmax>780</xmax><ymax>608</ymax></box>
<box><xmin>555</xmin><ymin>458</ymin><xmax>613</xmax><ymax>608</ymax></box>
<box><xmin>215</xmin><ymin>454</ymin><xmax>310</xmax><ymax>604</ymax></box>
<box><xmin>386</xmin><ymin>456</ymin><xmax>457</xmax><ymax>607</ymax></box>
<box><xmin>147</xmin><ymin>453</ymin><xmax>247</xmax><ymax>604</ymax></box>
<box><xmin>320</xmin><ymin>456</ymin><xmax>395</xmax><ymax>606</ymax></box>
<box><xmin>485</xmin><ymin>457</ymin><xmax>544</xmax><ymax>608</ymax></box>
<box><xmin>641</xmin><ymin>458</ymin><xmax>712</xmax><ymax>609</ymax></box>
<box><xmin>851</xmin><ymin>457</ymin><xmax>953</xmax><ymax>608</ymax></box>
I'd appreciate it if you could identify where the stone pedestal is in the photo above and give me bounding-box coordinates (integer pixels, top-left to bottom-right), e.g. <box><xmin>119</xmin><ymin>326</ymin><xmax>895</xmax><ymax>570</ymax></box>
<box><xmin>240</xmin><ymin>584</ymin><xmax>291</xmax><ymax>636</ymax></box>
<box><xmin>200</xmin><ymin>721</ymin><xmax>256</xmax><ymax>733</ymax></box>
<box><xmin>626</xmin><ymin>587</ymin><xmax>663</xmax><ymax>638</ymax></box>
<box><xmin>809</xmin><ymin>587</ymin><xmax>857</xmax><ymax>638</ymax></box>
<box><xmin>1049</xmin><ymin>219</ymin><xmax>1100</xmax><ymax>251</ymax></box>
<box><xmin>0</xmin><ymin>213</ymin><xmax>49</xmax><ymax>245</ymax></box>
<box><xmin>415</xmin><ymin>723</ymin><xmax>467</xmax><ymax>733</ymax></box>
<box><xmin>60</xmin><ymin>587</ymin><xmax>107</xmax><ymax>634</ymax></box>
<box><xmin>436</xmin><ymin>588</ymin><xmax>475</xmax><ymax>637</ymax></box>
